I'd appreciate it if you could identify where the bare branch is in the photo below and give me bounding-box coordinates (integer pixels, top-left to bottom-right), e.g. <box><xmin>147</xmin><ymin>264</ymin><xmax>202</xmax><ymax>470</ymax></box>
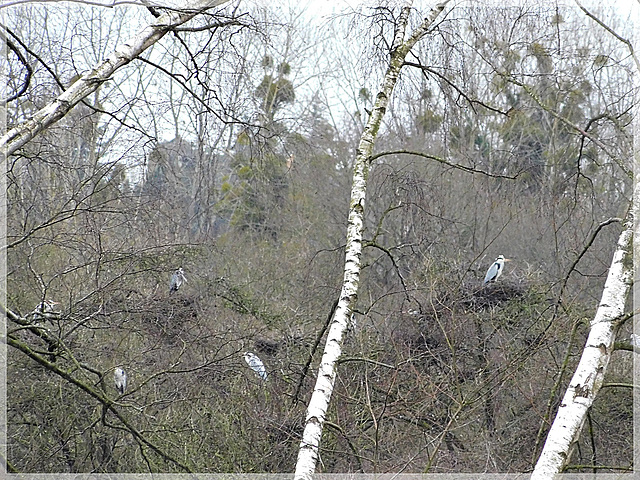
<box><xmin>0</xmin><ymin>0</ymin><xmax>147</xmax><ymax>9</ymax></box>
<box><xmin>574</xmin><ymin>0</ymin><xmax>640</xmax><ymax>73</ymax></box>
<box><xmin>404</xmin><ymin>60</ymin><xmax>508</xmax><ymax>116</ymax></box>
<box><xmin>0</xmin><ymin>0</ymin><xmax>232</xmax><ymax>156</ymax></box>
<box><xmin>0</xmin><ymin>27</ymin><xmax>32</xmax><ymax>102</ymax></box>
<box><xmin>369</xmin><ymin>149</ymin><xmax>520</xmax><ymax>179</ymax></box>
<box><xmin>556</xmin><ymin>217</ymin><xmax>622</xmax><ymax>301</ymax></box>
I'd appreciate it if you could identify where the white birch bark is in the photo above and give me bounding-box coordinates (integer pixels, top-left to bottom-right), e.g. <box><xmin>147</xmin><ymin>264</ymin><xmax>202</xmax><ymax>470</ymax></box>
<box><xmin>531</xmin><ymin>182</ymin><xmax>636</xmax><ymax>479</ymax></box>
<box><xmin>293</xmin><ymin>2</ymin><xmax>450</xmax><ymax>479</ymax></box>
<box><xmin>0</xmin><ymin>0</ymin><xmax>230</xmax><ymax>156</ymax></box>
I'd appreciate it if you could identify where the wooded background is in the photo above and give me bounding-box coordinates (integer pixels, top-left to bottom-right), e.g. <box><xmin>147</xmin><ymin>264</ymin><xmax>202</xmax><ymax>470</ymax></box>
<box><xmin>3</xmin><ymin>0</ymin><xmax>636</xmax><ymax>474</ymax></box>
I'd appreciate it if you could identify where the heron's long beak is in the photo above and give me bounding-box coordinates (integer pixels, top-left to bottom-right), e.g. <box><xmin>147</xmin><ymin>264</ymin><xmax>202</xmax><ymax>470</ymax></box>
<box><xmin>504</xmin><ymin>258</ymin><xmax>512</xmax><ymax>262</ymax></box>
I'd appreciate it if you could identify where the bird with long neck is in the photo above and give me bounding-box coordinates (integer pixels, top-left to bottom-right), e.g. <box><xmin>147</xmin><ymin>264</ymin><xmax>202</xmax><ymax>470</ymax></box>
<box><xmin>483</xmin><ymin>255</ymin><xmax>511</xmax><ymax>285</ymax></box>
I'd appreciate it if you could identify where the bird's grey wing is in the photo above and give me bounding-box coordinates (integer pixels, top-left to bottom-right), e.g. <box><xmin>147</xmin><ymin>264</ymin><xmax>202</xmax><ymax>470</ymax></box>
<box><xmin>484</xmin><ymin>263</ymin><xmax>497</xmax><ymax>283</ymax></box>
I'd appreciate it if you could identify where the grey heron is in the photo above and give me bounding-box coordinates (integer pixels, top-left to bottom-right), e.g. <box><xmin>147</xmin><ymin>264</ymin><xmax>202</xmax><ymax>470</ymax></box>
<box><xmin>36</xmin><ymin>299</ymin><xmax>59</xmax><ymax>314</ymax></box>
<box><xmin>114</xmin><ymin>367</ymin><xmax>127</xmax><ymax>395</ymax></box>
<box><xmin>483</xmin><ymin>255</ymin><xmax>510</xmax><ymax>285</ymax></box>
<box><xmin>243</xmin><ymin>352</ymin><xmax>267</xmax><ymax>381</ymax></box>
<box><xmin>348</xmin><ymin>313</ymin><xmax>357</xmax><ymax>332</ymax></box>
<box><xmin>169</xmin><ymin>267</ymin><xmax>187</xmax><ymax>294</ymax></box>
<box><xmin>32</xmin><ymin>300</ymin><xmax>60</xmax><ymax>321</ymax></box>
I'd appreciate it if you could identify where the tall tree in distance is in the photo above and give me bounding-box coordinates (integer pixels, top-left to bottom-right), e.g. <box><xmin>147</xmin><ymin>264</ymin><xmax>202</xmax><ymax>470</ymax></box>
<box><xmin>294</xmin><ymin>2</ymin><xmax>451</xmax><ymax>478</ymax></box>
<box><xmin>255</xmin><ymin>55</ymin><xmax>295</xmax><ymax>123</ymax></box>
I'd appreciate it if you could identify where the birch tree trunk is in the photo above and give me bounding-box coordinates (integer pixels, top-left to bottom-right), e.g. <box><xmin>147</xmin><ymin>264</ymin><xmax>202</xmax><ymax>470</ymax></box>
<box><xmin>0</xmin><ymin>0</ymin><xmax>230</xmax><ymax>156</ymax></box>
<box><xmin>293</xmin><ymin>2</ymin><xmax>450</xmax><ymax>479</ymax></box>
<box><xmin>531</xmin><ymin>182</ymin><xmax>636</xmax><ymax>478</ymax></box>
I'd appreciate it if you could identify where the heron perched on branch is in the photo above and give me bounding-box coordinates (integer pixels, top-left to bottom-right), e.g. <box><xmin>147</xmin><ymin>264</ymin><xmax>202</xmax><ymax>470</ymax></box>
<box><xmin>483</xmin><ymin>255</ymin><xmax>510</xmax><ymax>285</ymax></box>
<box><xmin>38</xmin><ymin>299</ymin><xmax>59</xmax><ymax>313</ymax></box>
<box><xmin>243</xmin><ymin>352</ymin><xmax>268</xmax><ymax>381</ymax></box>
<box><xmin>169</xmin><ymin>267</ymin><xmax>187</xmax><ymax>294</ymax></box>
<box><xmin>114</xmin><ymin>367</ymin><xmax>127</xmax><ymax>395</ymax></box>
<box><xmin>32</xmin><ymin>299</ymin><xmax>60</xmax><ymax>321</ymax></box>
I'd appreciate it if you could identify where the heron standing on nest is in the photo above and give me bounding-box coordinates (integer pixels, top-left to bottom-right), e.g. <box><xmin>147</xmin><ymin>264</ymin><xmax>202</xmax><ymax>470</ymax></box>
<box><xmin>483</xmin><ymin>255</ymin><xmax>510</xmax><ymax>285</ymax></box>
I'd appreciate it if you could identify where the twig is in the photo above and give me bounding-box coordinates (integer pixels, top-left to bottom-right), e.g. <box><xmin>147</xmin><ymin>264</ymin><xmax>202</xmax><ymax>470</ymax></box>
<box><xmin>369</xmin><ymin>149</ymin><xmax>520</xmax><ymax>179</ymax></box>
<box><xmin>292</xmin><ymin>298</ymin><xmax>339</xmax><ymax>406</ymax></box>
<box><xmin>404</xmin><ymin>60</ymin><xmax>507</xmax><ymax>116</ymax></box>
<box><xmin>574</xmin><ymin>0</ymin><xmax>640</xmax><ymax>73</ymax></box>
<box><xmin>0</xmin><ymin>28</ymin><xmax>32</xmax><ymax>102</ymax></box>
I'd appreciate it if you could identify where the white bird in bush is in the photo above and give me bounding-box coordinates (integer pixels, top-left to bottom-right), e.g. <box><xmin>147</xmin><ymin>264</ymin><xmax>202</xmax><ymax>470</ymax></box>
<box><xmin>243</xmin><ymin>352</ymin><xmax>268</xmax><ymax>381</ymax></box>
<box><xmin>483</xmin><ymin>255</ymin><xmax>510</xmax><ymax>285</ymax></box>
<box><xmin>114</xmin><ymin>367</ymin><xmax>127</xmax><ymax>395</ymax></box>
<box><xmin>169</xmin><ymin>267</ymin><xmax>187</xmax><ymax>294</ymax></box>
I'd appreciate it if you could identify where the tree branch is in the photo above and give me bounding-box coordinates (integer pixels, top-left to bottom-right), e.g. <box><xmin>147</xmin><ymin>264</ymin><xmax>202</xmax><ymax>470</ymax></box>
<box><xmin>0</xmin><ymin>0</ymin><xmax>232</xmax><ymax>156</ymax></box>
<box><xmin>574</xmin><ymin>0</ymin><xmax>640</xmax><ymax>73</ymax></box>
<box><xmin>369</xmin><ymin>149</ymin><xmax>520</xmax><ymax>179</ymax></box>
<box><xmin>404</xmin><ymin>60</ymin><xmax>507</xmax><ymax>116</ymax></box>
<box><xmin>556</xmin><ymin>217</ymin><xmax>622</xmax><ymax>302</ymax></box>
<box><xmin>0</xmin><ymin>27</ymin><xmax>32</xmax><ymax>102</ymax></box>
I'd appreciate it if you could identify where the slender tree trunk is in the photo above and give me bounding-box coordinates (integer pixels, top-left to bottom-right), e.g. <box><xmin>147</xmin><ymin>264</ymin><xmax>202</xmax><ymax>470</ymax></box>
<box><xmin>293</xmin><ymin>3</ymin><xmax>450</xmax><ymax>479</ymax></box>
<box><xmin>0</xmin><ymin>0</ymin><xmax>230</xmax><ymax>156</ymax></box>
<box><xmin>531</xmin><ymin>183</ymin><xmax>636</xmax><ymax>478</ymax></box>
